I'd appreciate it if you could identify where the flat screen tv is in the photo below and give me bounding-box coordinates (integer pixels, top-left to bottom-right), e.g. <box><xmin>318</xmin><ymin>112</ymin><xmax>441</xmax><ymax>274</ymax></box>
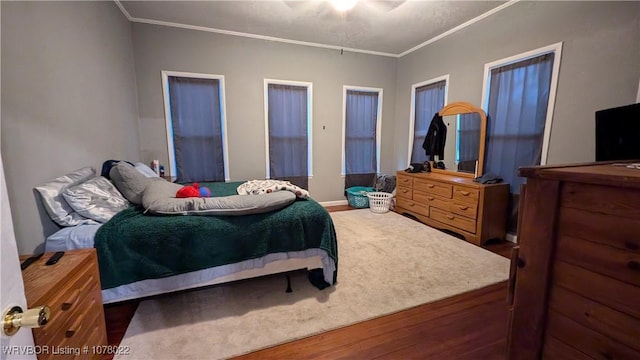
<box><xmin>595</xmin><ymin>103</ymin><xmax>640</xmax><ymax>161</ymax></box>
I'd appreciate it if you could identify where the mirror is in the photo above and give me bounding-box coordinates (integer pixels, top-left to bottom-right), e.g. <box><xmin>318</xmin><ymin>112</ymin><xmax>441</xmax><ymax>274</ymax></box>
<box><xmin>431</xmin><ymin>102</ymin><xmax>487</xmax><ymax>178</ymax></box>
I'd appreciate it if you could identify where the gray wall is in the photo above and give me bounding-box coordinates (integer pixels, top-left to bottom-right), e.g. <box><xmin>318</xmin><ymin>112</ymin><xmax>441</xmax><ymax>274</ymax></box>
<box><xmin>2</xmin><ymin>1</ymin><xmax>639</xmax><ymax>253</ymax></box>
<box><xmin>1</xmin><ymin>1</ymin><xmax>140</xmax><ymax>254</ymax></box>
<box><xmin>394</xmin><ymin>1</ymin><xmax>640</xmax><ymax>170</ymax></box>
<box><xmin>131</xmin><ymin>23</ymin><xmax>397</xmax><ymax>202</ymax></box>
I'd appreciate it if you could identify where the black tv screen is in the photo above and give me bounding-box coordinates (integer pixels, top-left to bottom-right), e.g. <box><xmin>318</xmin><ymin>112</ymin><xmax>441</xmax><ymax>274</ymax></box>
<box><xmin>595</xmin><ymin>103</ymin><xmax>640</xmax><ymax>161</ymax></box>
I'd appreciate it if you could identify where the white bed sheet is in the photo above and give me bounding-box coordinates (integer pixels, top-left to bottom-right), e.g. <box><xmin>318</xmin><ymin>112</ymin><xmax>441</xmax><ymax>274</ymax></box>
<box><xmin>45</xmin><ymin>225</ymin><xmax>335</xmax><ymax>304</ymax></box>
<box><xmin>45</xmin><ymin>224</ymin><xmax>102</xmax><ymax>251</ymax></box>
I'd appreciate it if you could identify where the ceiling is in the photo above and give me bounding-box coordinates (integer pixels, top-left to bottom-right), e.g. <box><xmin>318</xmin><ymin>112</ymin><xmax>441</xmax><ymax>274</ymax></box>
<box><xmin>117</xmin><ymin>0</ymin><xmax>512</xmax><ymax>57</ymax></box>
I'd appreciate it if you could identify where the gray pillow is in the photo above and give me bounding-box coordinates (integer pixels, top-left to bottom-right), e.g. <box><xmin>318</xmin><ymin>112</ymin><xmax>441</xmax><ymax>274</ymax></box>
<box><xmin>142</xmin><ymin>180</ymin><xmax>296</xmax><ymax>216</ymax></box>
<box><xmin>62</xmin><ymin>176</ymin><xmax>130</xmax><ymax>223</ymax></box>
<box><xmin>34</xmin><ymin>167</ymin><xmax>99</xmax><ymax>226</ymax></box>
<box><xmin>109</xmin><ymin>162</ymin><xmax>162</xmax><ymax>205</ymax></box>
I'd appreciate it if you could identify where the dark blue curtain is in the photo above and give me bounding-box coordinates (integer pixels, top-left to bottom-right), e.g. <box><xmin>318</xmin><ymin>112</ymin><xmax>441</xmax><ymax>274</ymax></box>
<box><xmin>344</xmin><ymin>90</ymin><xmax>379</xmax><ymax>189</ymax></box>
<box><xmin>168</xmin><ymin>76</ymin><xmax>225</xmax><ymax>182</ymax></box>
<box><xmin>485</xmin><ymin>53</ymin><xmax>554</xmax><ymax>194</ymax></box>
<box><xmin>411</xmin><ymin>80</ymin><xmax>446</xmax><ymax>163</ymax></box>
<box><xmin>457</xmin><ymin>113</ymin><xmax>481</xmax><ymax>173</ymax></box>
<box><xmin>267</xmin><ymin>84</ymin><xmax>309</xmax><ymax>189</ymax></box>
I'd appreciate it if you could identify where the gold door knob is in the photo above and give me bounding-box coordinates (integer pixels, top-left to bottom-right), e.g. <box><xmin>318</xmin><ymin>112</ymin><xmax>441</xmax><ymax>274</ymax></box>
<box><xmin>3</xmin><ymin>305</ymin><xmax>50</xmax><ymax>336</ymax></box>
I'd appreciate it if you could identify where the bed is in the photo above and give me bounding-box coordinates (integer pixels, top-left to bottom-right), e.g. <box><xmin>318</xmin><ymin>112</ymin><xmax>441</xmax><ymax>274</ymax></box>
<box><xmin>38</xmin><ymin>164</ymin><xmax>338</xmax><ymax>304</ymax></box>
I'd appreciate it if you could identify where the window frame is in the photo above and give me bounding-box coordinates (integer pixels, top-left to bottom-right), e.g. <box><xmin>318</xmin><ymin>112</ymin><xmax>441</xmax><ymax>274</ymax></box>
<box><xmin>340</xmin><ymin>85</ymin><xmax>384</xmax><ymax>176</ymax></box>
<box><xmin>480</xmin><ymin>42</ymin><xmax>563</xmax><ymax>166</ymax></box>
<box><xmin>407</xmin><ymin>75</ymin><xmax>449</xmax><ymax>165</ymax></box>
<box><xmin>161</xmin><ymin>70</ymin><xmax>230</xmax><ymax>181</ymax></box>
<box><xmin>263</xmin><ymin>78</ymin><xmax>313</xmax><ymax>179</ymax></box>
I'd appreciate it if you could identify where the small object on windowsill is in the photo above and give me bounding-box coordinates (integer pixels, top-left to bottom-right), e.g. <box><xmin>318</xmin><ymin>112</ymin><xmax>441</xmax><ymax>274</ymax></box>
<box><xmin>159</xmin><ymin>165</ymin><xmax>165</xmax><ymax>177</ymax></box>
<box><xmin>161</xmin><ymin>175</ymin><xmax>177</xmax><ymax>183</ymax></box>
<box><xmin>151</xmin><ymin>159</ymin><xmax>160</xmax><ymax>175</ymax></box>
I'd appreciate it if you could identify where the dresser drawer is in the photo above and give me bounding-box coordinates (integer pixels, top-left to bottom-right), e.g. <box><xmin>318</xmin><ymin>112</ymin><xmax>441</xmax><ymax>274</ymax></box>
<box><xmin>396</xmin><ymin>185</ymin><xmax>413</xmax><ymax>200</ymax></box>
<box><xmin>430</xmin><ymin>207</ymin><xmax>476</xmax><ymax>233</ymax></box>
<box><xmin>556</xmin><ymin>233</ymin><xmax>640</xmax><ymax>287</ymax></box>
<box><xmin>414</xmin><ymin>191</ymin><xmax>444</xmax><ymax>207</ymax></box>
<box><xmin>20</xmin><ymin>249</ymin><xmax>107</xmax><ymax>359</ymax></box>
<box><xmin>396</xmin><ymin>172</ymin><xmax>413</xmax><ymax>188</ymax></box>
<box><xmin>414</xmin><ymin>178</ymin><xmax>452</xmax><ymax>198</ymax></box>
<box><xmin>448</xmin><ymin>200</ymin><xmax>478</xmax><ymax>219</ymax></box>
<box><xmin>413</xmin><ymin>191</ymin><xmax>478</xmax><ymax>220</ymax></box>
<box><xmin>32</xmin><ymin>265</ymin><xmax>98</xmax><ymax>344</ymax></box>
<box><xmin>453</xmin><ymin>185</ymin><xmax>479</xmax><ymax>204</ymax></box>
<box><xmin>553</xmin><ymin>261</ymin><xmax>640</xmax><ymax>319</ymax></box>
<box><xmin>545</xmin><ymin>310</ymin><xmax>640</xmax><ymax>359</ymax></box>
<box><xmin>559</xmin><ymin>207</ymin><xmax>640</xmax><ymax>253</ymax></box>
<box><xmin>396</xmin><ymin>197</ymin><xmax>428</xmax><ymax>217</ymax></box>
<box><xmin>562</xmin><ymin>182</ymin><xmax>640</xmax><ymax>219</ymax></box>
<box><xmin>548</xmin><ymin>285</ymin><xmax>640</xmax><ymax>353</ymax></box>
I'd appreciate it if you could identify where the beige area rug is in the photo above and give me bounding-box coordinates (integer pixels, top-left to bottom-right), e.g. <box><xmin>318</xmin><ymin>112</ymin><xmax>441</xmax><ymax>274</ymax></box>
<box><xmin>115</xmin><ymin>209</ymin><xmax>510</xmax><ymax>360</ymax></box>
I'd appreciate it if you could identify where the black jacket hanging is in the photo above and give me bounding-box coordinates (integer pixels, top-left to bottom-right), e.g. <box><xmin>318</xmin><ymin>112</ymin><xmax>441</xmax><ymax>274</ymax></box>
<box><xmin>422</xmin><ymin>112</ymin><xmax>447</xmax><ymax>160</ymax></box>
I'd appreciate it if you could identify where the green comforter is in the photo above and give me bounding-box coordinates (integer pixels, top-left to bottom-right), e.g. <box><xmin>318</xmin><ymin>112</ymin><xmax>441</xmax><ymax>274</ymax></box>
<box><xmin>94</xmin><ymin>181</ymin><xmax>338</xmax><ymax>290</ymax></box>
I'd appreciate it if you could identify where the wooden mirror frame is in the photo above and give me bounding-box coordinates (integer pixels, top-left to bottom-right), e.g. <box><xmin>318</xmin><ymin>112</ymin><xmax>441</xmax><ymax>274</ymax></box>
<box><xmin>430</xmin><ymin>101</ymin><xmax>487</xmax><ymax>179</ymax></box>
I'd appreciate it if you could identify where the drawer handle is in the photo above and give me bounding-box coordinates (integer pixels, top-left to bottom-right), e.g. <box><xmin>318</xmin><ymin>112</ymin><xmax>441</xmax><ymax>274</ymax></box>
<box><xmin>62</xmin><ymin>290</ymin><xmax>81</xmax><ymax>311</ymax></box>
<box><xmin>458</xmin><ymin>205</ymin><xmax>469</xmax><ymax>210</ymax></box>
<box><xmin>446</xmin><ymin>215</ymin><xmax>454</xmax><ymax>220</ymax></box>
<box><xmin>427</xmin><ymin>197</ymin><xmax>435</xmax><ymax>201</ymax></box>
<box><xmin>65</xmin><ymin>318</ymin><xmax>83</xmax><ymax>338</ymax></box>
<box><xmin>402</xmin><ymin>189</ymin><xmax>409</xmax><ymax>193</ymax></box>
<box><xmin>628</xmin><ymin>260</ymin><xmax>640</xmax><ymax>271</ymax></box>
<box><xmin>65</xmin><ymin>298</ymin><xmax>95</xmax><ymax>338</ymax></box>
<box><xmin>459</xmin><ymin>190</ymin><xmax>470</xmax><ymax>196</ymax></box>
<box><xmin>427</xmin><ymin>184</ymin><xmax>435</xmax><ymax>188</ymax></box>
<box><xmin>61</xmin><ymin>275</ymin><xmax>93</xmax><ymax>311</ymax></box>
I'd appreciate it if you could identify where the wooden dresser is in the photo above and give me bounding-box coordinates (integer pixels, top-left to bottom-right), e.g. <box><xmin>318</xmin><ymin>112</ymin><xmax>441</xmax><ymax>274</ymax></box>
<box><xmin>395</xmin><ymin>171</ymin><xmax>509</xmax><ymax>245</ymax></box>
<box><xmin>20</xmin><ymin>248</ymin><xmax>107</xmax><ymax>359</ymax></box>
<box><xmin>507</xmin><ymin>162</ymin><xmax>640</xmax><ymax>359</ymax></box>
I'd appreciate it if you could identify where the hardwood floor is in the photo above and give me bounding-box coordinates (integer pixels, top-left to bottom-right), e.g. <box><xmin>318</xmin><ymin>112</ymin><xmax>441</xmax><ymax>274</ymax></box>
<box><xmin>234</xmin><ymin>282</ymin><xmax>509</xmax><ymax>360</ymax></box>
<box><xmin>103</xmin><ymin>205</ymin><xmax>514</xmax><ymax>359</ymax></box>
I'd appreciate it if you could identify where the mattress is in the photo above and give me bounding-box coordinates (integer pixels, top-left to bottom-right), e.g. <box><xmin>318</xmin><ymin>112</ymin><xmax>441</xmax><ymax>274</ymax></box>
<box><xmin>46</xmin><ymin>225</ymin><xmax>332</xmax><ymax>304</ymax></box>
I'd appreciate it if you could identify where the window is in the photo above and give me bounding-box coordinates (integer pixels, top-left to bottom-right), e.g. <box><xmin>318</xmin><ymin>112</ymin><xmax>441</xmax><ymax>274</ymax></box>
<box><xmin>264</xmin><ymin>79</ymin><xmax>312</xmax><ymax>189</ymax></box>
<box><xmin>161</xmin><ymin>71</ymin><xmax>229</xmax><ymax>183</ymax></box>
<box><xmin>456</xmin><ymin>113</ymin><xmax>481</xmax><ymax>171</ymax></box>
<box><xmin>481</xmin><ymin>42</ymin><xmax>562</xmax><ymax>233</ymax></box>
<box><xmin>408</xmin><ymin>76</ymin><xmax>448</xmax><ymax>164</ymax></box>
<box><xmin>342</xmin><ymin>86</ymin><xmax>383</xmax><ymax>189</ymax></box>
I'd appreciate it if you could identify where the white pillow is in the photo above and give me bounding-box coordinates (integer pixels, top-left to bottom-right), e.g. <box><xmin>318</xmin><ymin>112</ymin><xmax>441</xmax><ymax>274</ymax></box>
<box><xmin>134</xmin><ymin>162</ymin><xmax>159</xmax><ymax>178</ymax></box>
<box><xmin>62</xmin><ymin>176</ymin><xmax>130</xmax><ymax>223</ymax></box>
<box><xmin>34</xmin><ymin>167</ymin><xmax>99</xmax><ymax>226</ymax></box>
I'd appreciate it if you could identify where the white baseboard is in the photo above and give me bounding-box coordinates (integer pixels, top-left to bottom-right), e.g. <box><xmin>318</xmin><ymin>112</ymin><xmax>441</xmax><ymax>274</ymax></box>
<box><xmin>505</xmin><ymin>232</ymin><xmax>517</xmax><ymax>243</ymax></box>
<box><xmin>320</xmin><ymin>200</ymin><xmax>348</xmax><ymax>207</ymax></box>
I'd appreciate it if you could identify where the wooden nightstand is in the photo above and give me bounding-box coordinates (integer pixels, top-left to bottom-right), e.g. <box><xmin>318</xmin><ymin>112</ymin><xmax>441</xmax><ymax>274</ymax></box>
<box><xmin>20</xmin><ymin>248</ymin><xmax>107</xmax><ymax>359</ymax></box>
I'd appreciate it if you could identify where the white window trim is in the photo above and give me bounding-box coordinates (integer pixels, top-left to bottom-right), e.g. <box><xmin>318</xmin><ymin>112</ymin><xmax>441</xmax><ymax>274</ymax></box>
<box><xmin>407</xmin><ymin>75</ymin><xmax>449</xmax><ymax>166</ymax></box>
<box><xmin>161</xmin><ymin>70</ymin><xmax>230</xmax><ymax>181</ymax></box>
<box><xmin>480</xmin><ymin>42</ymin><xmax>563</xmax><ymax>166</ymax></box>
<box><xmin>340</xmin><ymin>85</ymin><xmax>384</xmax><ymax>177</ymax></box>
<box><xmin>263</xmin><ymin>79</ymin><xmax>313</xmax><ymax>179</ymax></box>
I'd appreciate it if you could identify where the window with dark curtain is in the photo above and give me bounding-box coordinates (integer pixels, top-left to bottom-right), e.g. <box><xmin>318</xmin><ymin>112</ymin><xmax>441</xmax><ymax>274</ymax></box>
<box><xmin>457</xmin><ymin>113</ymin><xmax>481</xmax><ymax>173</ymax></box>
<box><xmin>485</xmin><ymin>52</ymin><xmax>555</xmax><ymax>232</ymax></box>
<box><xmin>267</xmin><ymin>83</ymin><xmax>309</xmax><ymax>189</ymax></box>
<box><xmin>344</xmin><ymin>89</ymin><xmax>379</xmax><ymax>189</ymax></box>
<box><xmin>168</xmin><ymin>76</ymin><xmax>225</xmax><ymax>183</ymax></box>
<box><xmin>411</xmin><ymin>80</ymin><xmax>446</xmax><ymax>163</ymax></box>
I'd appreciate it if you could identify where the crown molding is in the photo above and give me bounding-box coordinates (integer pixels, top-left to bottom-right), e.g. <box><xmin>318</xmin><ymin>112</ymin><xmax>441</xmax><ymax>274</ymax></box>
<box><xmin>114</xmin><ymin>0</ymin><xmax>519</xmax><ymax>58</ymax></box>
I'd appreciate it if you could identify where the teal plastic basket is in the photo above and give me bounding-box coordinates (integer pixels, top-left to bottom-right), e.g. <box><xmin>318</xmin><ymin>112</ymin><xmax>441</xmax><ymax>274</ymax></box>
<box><xmin>346</xmin><ymin>186</ymin><xmax>375</xmax><ymax>208</ymax></box>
